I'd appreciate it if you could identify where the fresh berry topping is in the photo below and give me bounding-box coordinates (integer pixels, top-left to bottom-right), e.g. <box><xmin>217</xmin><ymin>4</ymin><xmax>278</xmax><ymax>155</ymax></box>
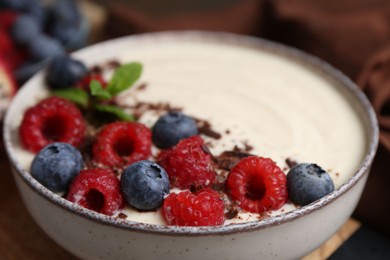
<box><xmin>121</xmin><ymin>160</ymin><xmax>169</xmax><ymax>210</ymax></box>
<box><xmin>226</xmin><ymin>156</ymin><xmax>288</xmax><ymax>214</ymax></box>
<box><xmin>10</xmin><ymin>14</ymin><xmax>40</xmax><ymax>45</ymax></box>
<box><xmin>92</xmin><ymin>122</ymin><xmax>152</xmax><ymax>168</ymax></box>
<box><xmin>46</xmin><ymin>55</ymin><xmax>88</xmax><ymax>89</ymax></box>
<box><xmin>152</xmin><ymin>111</ymin><xmax>198</xmax><ymax>149</ymax></box>
<box><xmin>157</xmin><ymin>136</ymin><xmax>216</xmax><ymax>189</ymax></box>
<box><xmin>287</xmin><ymin>163</ymin><xmax>335</xmax><ymax>206</ymax></box>
<box><xmin>28</xmin><ymin>34</ymin><xmax>64</xmax><ymax>61</ymax></box>
<box><xmin>67</xmin><ymin>168</ymin><xmax>124</xmax><ymax>216</ymax></box>
<box><xmin>162</xmin><ymin>189</ymin><xmax>225</xmax><ymax>226</ymax></box>
<box><xmin>0</xmin><ymin>10</ymin><xmax>19</xmax><ymax>31</ymax></box>
<box><xmin>48</xmin><ymin>0</ymin><xmax>82</xmax><ymax>48</ymax></box>
<box><xmin>0</xmin><ymin>0</ymin><xmax>31</xmax><ymax>11</ymax></box>
<box><xmin>30</xmin><ymin>142</ymin><xmax>83</xmax><ymax>192</ymax></box>
<box><xmin>19</xmin><ymin>96</ymin><xmax>86</xmax><ymax>153</ymax></box>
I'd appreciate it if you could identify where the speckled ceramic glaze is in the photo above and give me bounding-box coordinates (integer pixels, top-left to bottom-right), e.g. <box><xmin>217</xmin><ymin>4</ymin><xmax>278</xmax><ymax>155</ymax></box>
<box><xmin>3</xmin><ymin>32</ymin><xmax>378</xmax><ymax>260</ymax></box>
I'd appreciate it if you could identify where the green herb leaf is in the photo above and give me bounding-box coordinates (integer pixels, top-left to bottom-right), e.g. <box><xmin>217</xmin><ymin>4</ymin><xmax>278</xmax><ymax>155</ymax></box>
<box><xmin>90</xmin><ymin>80</ymin><xmax>112</xmax><ymax>100</ymax></box>
<box><xmin>94</xmin><ymin>104</ymin><xmax>135</xmax><ymax>121</ymax></box>
<box><xmin>107</xmin><ymin>62</ymin><xmax>142</xmax><ymax>96</ymax></box>
<box><xmin>52</xmin><ymin>88</ymin><xmax>89</xmax><ymax>107</ymax></box>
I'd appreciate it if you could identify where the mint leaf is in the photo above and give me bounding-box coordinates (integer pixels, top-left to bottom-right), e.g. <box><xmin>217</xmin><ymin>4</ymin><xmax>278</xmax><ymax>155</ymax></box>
<box><xmin>52</xmin><ymin>88</ymin><xmax>89</xmax><ymax>107</ymax></box>
<box><xmin>107</xmin><ymin>62</ymin><xmax>142</xmax><ymax>96</ymax></box>
<box><xmin>94</xmin><ymin>104</ymin><xmax>134</xmax><ymax>121</ymax></box>
<box><xmin>90</xmin><ymin>80</ymin><xmax>112</xmax><ymax>100</ymax></box>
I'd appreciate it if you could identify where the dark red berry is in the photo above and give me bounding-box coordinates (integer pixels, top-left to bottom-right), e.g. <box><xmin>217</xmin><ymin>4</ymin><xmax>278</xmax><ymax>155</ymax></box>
<box><xmin>0</xmin><ymin>10</ymin><xmax>19</xmax><ymax>31</ymax></box>
<box><xmin>19</xmin><ymin>96</ymin><xmax>86</xmax><ymax>153</ymax></box>
<box><xmin>92</xmin><ymin>122</ymin><xmax>152</xmax><ymax>168</ymax></box>
<box><xmin>226</xmin><ymin>156</ymin><xmax>288</xmax><ymax>214</ymax></box>
<box><xmin>157</xmin><ymin>136</ymin><xmax>216</xmax><ymax>189</ymax></box>
<box><xmin>162</xmin><ymin>189</ymin><xmax>225</xmax><ymax>226</ymax></box>
<box><xmin>67</xmin><ymin>168</ymin><xmax>124</xmax><ymax>216</ymax></box>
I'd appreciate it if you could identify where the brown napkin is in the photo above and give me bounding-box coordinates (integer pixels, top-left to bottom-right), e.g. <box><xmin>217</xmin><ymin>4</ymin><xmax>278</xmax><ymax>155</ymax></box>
<box><xmin>357</xmin><ymin>48</ymin><xmax>390</xmax><ymax>151</ymax></box>
<box><xmin>263</xmin><ymin>0</ymin><xmax>390</xmax><ymax>79</ymax></box>
<box><xmin>104</xmin><ymin>0</ymin><xmax>264</xmax><ymax>38</ymax></box>
<box><xmin>353</xmin><ymin>47</ymin><xmax>390</xmax><ymax>235</ymax></box>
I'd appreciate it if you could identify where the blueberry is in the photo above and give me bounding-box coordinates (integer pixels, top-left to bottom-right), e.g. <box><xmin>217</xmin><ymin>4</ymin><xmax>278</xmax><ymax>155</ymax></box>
<box><xmin>0</xmin><ymin>0</ymin><xmax>31</xmax><ymax>11</ymax></box>
<box><xmin>26</xmin><ymin>2</ymin><xmax>47</xmax><ymax>29</ymax></box>
<box><xmin>45</xmin><ymin>55</ymin><xmax>88</xmax><ymax>89</ymax></box>
<box><xmin>10</xmin><ymin>15</ymin><xmax>41</xmax><ymax>45</ymax></box>
<box><xmin>51</xmin><ymin>21</ymin><xmax>80</xmax><ymax>45</ymax></box>
<box><xmin>287</xmin><ymin>163</ymin><xmax>335</xmax><ymax>206</ymax></box>
<box><xmin>50</xmin><ymin>0</ymin><xmax>81</xmax><ymax>24</ymax></box>
<box><xmin>30</xmin><ymin>142</ymin><xmax>84</xmax><ymax>192</ymax></box>
<box><xmin>28</xmin><ymin>34</ymin><xmax>65</xmax><ymax>61</ymax></box>
<box><xmin>121</xmin><ymin>160</ymin><xmax>169</xmax><ymax>211</ymax></box>
<box><xmin>152</xmin><ymin>112</ymin><xmax>198</xmax><ymax>149</ymax></box>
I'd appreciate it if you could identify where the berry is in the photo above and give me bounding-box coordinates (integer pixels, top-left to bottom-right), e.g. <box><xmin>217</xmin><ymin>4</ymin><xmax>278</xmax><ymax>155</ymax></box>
<box><xmin>0</xmin><ymin>10</ymin><xmax>19</xmax><ymax>31</ymax></box>
<box><xmin>46</xmin><ymin>55</ymin><xmax>88</xmax><ymax>89</ymax></box>
<box><xmin>157</xmin><ymin>136</ymin><xmax>216</xmax><ymax>189</ymax></box>
<box><xmin>162</xmin><ymin>189</ymin><xmax>225</xmax><ymax>226</ymax></box>
<box><xmin>10</xmin><ymin>15</ymin><xmax>40</xmax><ymax>45</ymax></box>
<box><xmin>121</xmin><ymin>160</ymin><xmax>169</xmax><ymax>211</ymax></box>
<box><xmin>287</xmin><ymin>163</ymin><xmax>335</xmax><ymax>206</ymax></box>
<box><xmin>226</xmin><ymin>156</ymin><xmax>288</xmax><ymax>214</ymax></box>
<box><xmin>92</xmin><ymin>122</ymin><xmax>152</xmax><ymax>168</ymax></box>
<box><xmin>28</xmin><ymin>34</ymin><xmax>64</xmax><ymax>61</ymax></box>
<box><xmin>19</xmin><ymin>96</ymin><xmax>86</xmax><ymax>153</ymax></box>
<box><xmin>48</xmin><ymin>0</ymin><xmax>81</xmax><ymax>46</ymax></box>
<box><xmin>67</xmin><ymin>168</ymin><xmax>124</xmax><ymax>216</ymax></box>
<box><xmin>152</xmin><ymin>111</ymin><xmax>198</xmax><ymax>149</ymax></box>
<box><xmin>30</xmin><ymin>142</ymin><xmax>83</xmax><ymax>192</ymax></box>
<box><xmin>0</xmin><ymin>0</ymin><xmax>31</xmax><ymax>11</ymax></box>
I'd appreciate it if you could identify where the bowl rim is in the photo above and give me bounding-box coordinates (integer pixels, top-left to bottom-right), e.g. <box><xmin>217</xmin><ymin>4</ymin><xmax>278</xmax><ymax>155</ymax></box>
<box><xmin>3</xmin><ymin>30</ymin><xmax>379</xmax><ymax>236</ymax></box>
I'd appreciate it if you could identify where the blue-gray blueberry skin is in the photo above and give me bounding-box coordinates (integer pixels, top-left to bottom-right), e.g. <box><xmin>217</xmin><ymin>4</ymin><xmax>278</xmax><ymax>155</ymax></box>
<box><xmin>28</xmin><ymin>34</ymin><xmax>64</xmax><ymax>61</ymax></box>
<box><xmin>287</xmin><ymin>163</ymin><xmax>335</xmax><ymax>206</ymax></box>
<box><xmin>45</xmin><ymin>55</ymin><xmax>88</xmax><ymax>89</ymax></box>
<box><xmin>152</xmin><ymin>111</ymin><xmax>198</xmax><ymax>149</ymax></box>
<box><xmin>0</xmin><ymin>0</ymin><xmax>32</xmax><ymax>11</ymax></box>
<box><xmin>10</xmin><ymin>15</ymin><xmax>40</xmax><ymax>45</ymax></box>
<box><xmin>121</xmin><ymin>160</ymin><xmax>170</xmax><ymax>211</ymax></box>
<box><xmin>30</xmin><ymin>142</ymin><xmax>83</xmax><ymax>193</ymax></box>
<box><xmin>48</xmin><ymin>0</ymin><xmax>82</xmax><ymax>45</ymax></box>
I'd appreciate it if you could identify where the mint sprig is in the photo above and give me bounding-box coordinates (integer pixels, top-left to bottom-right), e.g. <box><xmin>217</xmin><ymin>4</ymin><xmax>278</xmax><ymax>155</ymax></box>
<box><xmin>90</xmin><ymin>80</ymin><xmax>111</xmax><ymax>100</ymax></box>
<box><xmin>52</xmin><ymin>88</ymin><xmax>89</xmax><ymax>107</ymax></box>
<box><xmin>94</xmin><ymin>104</ymin><xmax>135</xmax><ymax>122</ymax></box>
<box><xmin>52</xmin><ymin>62</ymin><xmax>142</xmax><ymax>122</ymax></box>
<box><xmin>106</xmin><ymin>62</ymin><xmax>142</xmax><ymax>96</ymax></box>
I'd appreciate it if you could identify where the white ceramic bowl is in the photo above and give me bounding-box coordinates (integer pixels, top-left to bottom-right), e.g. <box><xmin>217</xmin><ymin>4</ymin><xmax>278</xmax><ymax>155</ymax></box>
<box><xmin>3</xmin><ymin>32</ymin><xmax>378</xmax><ymax>260</ymax></box>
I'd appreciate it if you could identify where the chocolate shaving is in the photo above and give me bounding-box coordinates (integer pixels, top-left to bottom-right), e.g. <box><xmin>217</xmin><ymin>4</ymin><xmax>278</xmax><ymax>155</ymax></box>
<box><xmin>213</xmin><ymin>146</ymin><xmax>253</xmax><ymax>171</ymax></box>
<box><xmin>225</xmin><ymin>208</ymin><xmax>239</xmax><ymax>219</ymax></box>
<box><xmin>195</xmin><ymin>118</ymin><xmax>222</xmax><ymax>139</ymax></box>
<box><xmin>116</xmin><ymin>213</ymin><xmax>128</xmax><ymax>219</ymax></box>
<box><xmin>285</xmin><ymin>158</ymin><xmax>298</xmax><ymax>169</ymax></box>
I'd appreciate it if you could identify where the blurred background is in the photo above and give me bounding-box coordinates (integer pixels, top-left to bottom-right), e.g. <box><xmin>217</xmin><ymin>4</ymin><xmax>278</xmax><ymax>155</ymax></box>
<box><xmin>1</xmin><ymin>0</ymin><xmax>390</xmax><ymax>259</ymax></box>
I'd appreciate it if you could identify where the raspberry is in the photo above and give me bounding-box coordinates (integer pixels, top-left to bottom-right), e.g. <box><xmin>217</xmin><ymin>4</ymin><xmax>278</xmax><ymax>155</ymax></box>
<box><xmin>92</xmin><ymin>122</ymin><xmax>152</xmax><ymax>168</ymax></box>
<box><xmin>0</xmin><ymin>10</ymin><xmax>18</xmax><ymax>31</ymax></box>
<box><xmin>162</xmin><ymin>189</ymin><xmax>225</xmax><ymax>226</ymax></box>
<box><xmin>226</xmin><ymin>156</ymin><xmax>288</xmax><ymax>214</ymax></box>
<box><xmin>67</xmin><ymin>168</ymin><xmax>125</xmax><ymax>216</ymax></box>
<box><xmin>157</xmin><ymin>136</ymin><xmax>216</xmax><ymax>189</ymax></box>
<box><xmin>19</xmin><ymin>96</ymin><xmax>86</xmax><ymax>153</ymax></box>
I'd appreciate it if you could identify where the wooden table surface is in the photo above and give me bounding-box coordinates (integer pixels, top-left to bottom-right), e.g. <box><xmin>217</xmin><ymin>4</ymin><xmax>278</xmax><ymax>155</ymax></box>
<box><xmin>0</xmin><ymin>140</ymin><xmax>359</xmax><ymax>260</ymax></box>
